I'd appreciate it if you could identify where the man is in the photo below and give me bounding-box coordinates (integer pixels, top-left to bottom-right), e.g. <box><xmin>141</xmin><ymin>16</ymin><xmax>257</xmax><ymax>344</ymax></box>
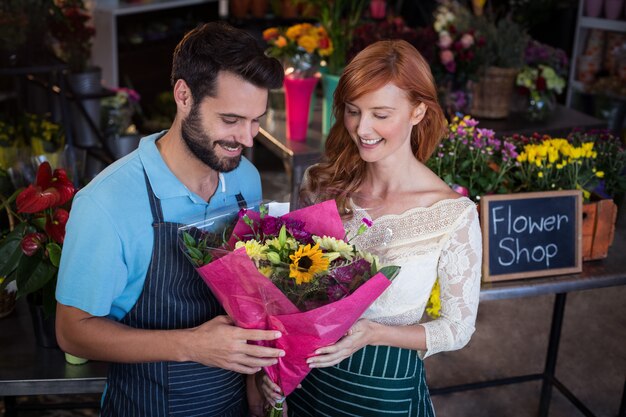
<box><xmin>56</xmin><ymin>22</ymin><xmax>285</xmax><ymax>416</ymax></box>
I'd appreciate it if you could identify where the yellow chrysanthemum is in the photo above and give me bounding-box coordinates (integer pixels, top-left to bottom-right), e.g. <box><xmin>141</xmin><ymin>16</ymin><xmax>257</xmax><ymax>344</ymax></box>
<box><xmin>312</xmin><ymin>236</ymin><xmax>354</xmax><ymax>260</ymax></box>
<box><xmin>426</xmin><ymin>279</ymin><xmax>441</xmax><ymax>319</ymax></box>
<box><xmin>235</xmin><ymin>240</ymin><xmax>267</xmax><ymax>262</ymax></box>
<box><xmin>289</xmin><ymin>243</ymin><xmax>329</xmax><ymax>285</ymax></box>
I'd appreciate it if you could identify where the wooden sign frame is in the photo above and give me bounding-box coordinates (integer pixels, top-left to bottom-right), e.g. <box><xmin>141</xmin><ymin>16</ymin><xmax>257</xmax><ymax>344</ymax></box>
<box><xmin>480</xmin><ymin>190</ymin><xmax>583</xmax><ymax>282</ymax></box>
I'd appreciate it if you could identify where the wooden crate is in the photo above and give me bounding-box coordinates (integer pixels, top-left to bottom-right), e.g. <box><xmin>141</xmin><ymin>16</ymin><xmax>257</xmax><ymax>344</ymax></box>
<box><xmin>582</xmin><ymin>199</ymin><xmax>617</xmax><ymax>260</ymax></box>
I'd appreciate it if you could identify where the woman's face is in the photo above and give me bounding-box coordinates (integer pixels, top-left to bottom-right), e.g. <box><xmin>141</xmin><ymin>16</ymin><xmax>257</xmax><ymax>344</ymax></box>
<box><xmin>343</xmin><ymin>82</ymin><xmax>425</xmax><ymax>164</ymax></box>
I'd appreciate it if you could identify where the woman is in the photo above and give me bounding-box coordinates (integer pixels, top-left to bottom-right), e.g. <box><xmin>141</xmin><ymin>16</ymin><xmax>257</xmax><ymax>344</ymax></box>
<box><xmin>259</xmin><ymin>39</ymin><xmax>482</xmax><ymax>416</ymax></box>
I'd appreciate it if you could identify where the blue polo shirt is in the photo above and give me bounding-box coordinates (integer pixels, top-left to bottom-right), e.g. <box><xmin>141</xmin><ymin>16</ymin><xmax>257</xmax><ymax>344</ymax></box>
<box><xmin>56</xmin><ymin>132</ymin><xmax>262</xmax><ymax>320</ymax></box>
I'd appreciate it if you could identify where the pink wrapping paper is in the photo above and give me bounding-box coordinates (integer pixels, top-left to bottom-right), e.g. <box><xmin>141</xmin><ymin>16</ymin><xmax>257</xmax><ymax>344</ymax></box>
<box><xmin>195</xmin><ymin>200</ymin><xmax>393</xmax><ymax>395</ymax></box>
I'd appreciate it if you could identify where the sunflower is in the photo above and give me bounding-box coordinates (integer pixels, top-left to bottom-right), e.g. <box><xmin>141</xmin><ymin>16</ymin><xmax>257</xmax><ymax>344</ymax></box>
<box><xmin>289</xmin><ymin>243</ymin><xmax>329</xmax><ymax>285</ymax></box>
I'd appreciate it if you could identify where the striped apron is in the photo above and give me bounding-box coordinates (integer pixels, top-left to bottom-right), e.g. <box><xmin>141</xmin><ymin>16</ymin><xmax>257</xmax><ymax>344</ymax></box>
<box><xmin>101</xmin><ymin>173</ymin><xmax>247</xmax><ymax>416</ymax></box>
<box><xmin>287</xmin><ymin>345</ymin><xmax>435</xmax><ymax>417</ymax></box>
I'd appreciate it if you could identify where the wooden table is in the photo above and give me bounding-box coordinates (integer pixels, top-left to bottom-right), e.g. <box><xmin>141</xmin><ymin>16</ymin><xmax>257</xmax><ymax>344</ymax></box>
<box><xmin>1</xmin><ymin>226</ymin><xmax>624</xmax><ymax>416</ymax></box>
<box><xmin>253</xmin><ymin>105</ymin><xmax>606</xmax><ymax>209</ymax></box>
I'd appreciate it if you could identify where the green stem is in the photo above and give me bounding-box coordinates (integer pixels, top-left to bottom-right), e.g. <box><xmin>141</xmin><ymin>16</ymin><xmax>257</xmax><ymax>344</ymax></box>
<box><xmin>267</xmin><ymin>398</ymin><xmax>285</xmax><ymax>417</ymax></box>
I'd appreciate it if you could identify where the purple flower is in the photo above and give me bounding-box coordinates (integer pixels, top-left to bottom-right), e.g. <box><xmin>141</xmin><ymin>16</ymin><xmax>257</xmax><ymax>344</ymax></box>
<box><xmin>284</xmin><ymin>219</ymin><xmax>312</xmax><ymax>243</ymax></box>
<box><xmin>331</xmin><ymin>258</ymin><xmax>371</xmax><ymax>284</ymax></box>
<box><xmin>260</xmin><ymin>216</ymin><xmax>283</xmax><ymax>236</ymax></box>
<box><xmin>362</xmin><ymin>218</ymin><xmax>373</xmax><ymax>228</ymax></box>
<box><xmin>326</xmin><ymin>284</ymin><xmax>349</xmax><ymax>302</ymax></box>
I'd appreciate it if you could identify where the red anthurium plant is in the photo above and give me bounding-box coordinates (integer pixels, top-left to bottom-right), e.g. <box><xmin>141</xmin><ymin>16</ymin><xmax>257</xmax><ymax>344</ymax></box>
<box><xmin>0</xmin><ymin>162</ymin><xmax>76</xmax><ymax>317</ymax></box>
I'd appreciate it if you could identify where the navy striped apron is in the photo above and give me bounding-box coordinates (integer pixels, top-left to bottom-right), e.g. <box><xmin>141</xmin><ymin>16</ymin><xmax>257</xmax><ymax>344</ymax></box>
<box><xmin>101</xmin><ymin>172</ymin><xmax>247</xmax><ymax>416</ymax></box>
<box><xmin>287</xmin><ymin>345</ymin><xmax>435</xmax><ymax>417</ymax></box>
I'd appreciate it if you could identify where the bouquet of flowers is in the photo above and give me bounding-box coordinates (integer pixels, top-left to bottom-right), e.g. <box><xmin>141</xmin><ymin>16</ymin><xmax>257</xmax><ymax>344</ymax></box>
<box><xmin>292</xmin><ymin>0</ymin><xmax>367</xmax><ymax>75</ymax></box>
<box><xmin>515</xmin><ymin>63</ymin><xmax>565</xmax><ymax>121</ymax></box>
<box><xmin>179</xmin><ymin>200</ymin><xmax>399</xmax><ymax>413</ymax></box>
<box><xmin>427</xmin><ymin>114</ymin><xmax>519</xmax><ymax>201</ymax></box>
<box><xmin>431</xmin><ymin>1</ymin><xmax>487</xmax><ymax>114</ymax></box>
<box><xmin>516</xmin><ymin>64</ymin><xmax>566</xmax><ymax>97</ymax></box>
<box><xmin>101</xmin><ymin>87</ymin><xmax>141</xmax><ymax>137</ymax></box>
<box><xmin>49</xmin><ymin>0</ymin><xmax>96</xmax><ymax>72</ymax></box>
<box><xmin>263</xmin><ymin>23</ymin><xmax>333</xmax><ymax>78</ymax></box>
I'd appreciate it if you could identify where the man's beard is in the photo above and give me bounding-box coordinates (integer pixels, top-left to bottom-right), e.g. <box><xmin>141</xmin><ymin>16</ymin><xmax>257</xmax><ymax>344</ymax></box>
<box><xmin>181</xmin><ymin>104</ymin><xmax>242</xmax><ymax>173</ymax></box>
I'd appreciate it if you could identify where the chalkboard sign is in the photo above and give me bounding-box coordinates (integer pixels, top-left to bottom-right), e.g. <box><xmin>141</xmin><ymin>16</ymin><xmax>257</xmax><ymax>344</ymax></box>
<box><xmin>480</xmin><ymin>191</ymin><xmax>583</xmax><ymax>282</ymax></box>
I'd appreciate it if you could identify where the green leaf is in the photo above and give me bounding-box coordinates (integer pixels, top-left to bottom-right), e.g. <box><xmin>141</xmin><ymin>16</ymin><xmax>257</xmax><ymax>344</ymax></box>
<box><xmin>15</xmin><ymin>255</ymin><xmax>57</xmax><ymax>298</ymax></box>
<box><xmin>182</xmin><ymin>231</ymin><xmax>196</xmax><ymax>247</ymax></box>
<box><xmin>187</xmin><ymin>246</ymin><xmax>203</xmax><ymax>260</ymax></box>
<box><xmin>378</xmin><ymin>265</ymin><xmax>401</xmax><ymax>281</ymax></box>
<box><xmin>47</xmin><ymin>242</ymin><xmax>62</xmax><ymax>267</ymax></box>
<box><xmin>0</xmin><ymin>223</ymin><xmax>29</xmax><ymax>277</ymax></box>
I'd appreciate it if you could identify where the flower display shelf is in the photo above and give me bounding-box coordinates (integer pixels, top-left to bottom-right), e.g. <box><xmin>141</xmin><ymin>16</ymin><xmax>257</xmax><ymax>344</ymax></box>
<box><xmin>582</xmin><ymin>199</ymin><xmax>617</xmax><ymax>260</ymax></box>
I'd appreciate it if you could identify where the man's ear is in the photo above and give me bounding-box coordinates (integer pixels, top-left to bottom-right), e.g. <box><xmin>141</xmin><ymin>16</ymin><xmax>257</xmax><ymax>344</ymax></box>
<box><xmin>411</xmin><ymin>102</ymin><xmax>427</xmax><ymax>126</ymax></box>
<box><xmin>173</xmin><ymin>79</ymin><xmax>193</xmax><ymax>116</ymax></box>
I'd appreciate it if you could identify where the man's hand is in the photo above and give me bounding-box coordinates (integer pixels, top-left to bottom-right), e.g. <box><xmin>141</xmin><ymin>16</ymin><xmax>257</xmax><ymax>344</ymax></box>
<box><xmin>185</xmin><ymin>315</ymin><xmax>285</xmax><ymax>374</ymax></box>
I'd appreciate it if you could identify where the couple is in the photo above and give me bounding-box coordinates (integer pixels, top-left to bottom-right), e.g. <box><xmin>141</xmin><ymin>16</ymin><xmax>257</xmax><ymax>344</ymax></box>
<box><xmin>55</xmin><ymin>22</ymin><xmax>481</xmax><ymax>416</ymax></box>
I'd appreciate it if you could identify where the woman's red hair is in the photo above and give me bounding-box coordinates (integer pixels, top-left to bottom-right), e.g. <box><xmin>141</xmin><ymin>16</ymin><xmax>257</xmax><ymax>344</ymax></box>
<box><xmin>299</xmin><ymin>40</ymin><xmax>447</xmax><ymax>212</ymax></box>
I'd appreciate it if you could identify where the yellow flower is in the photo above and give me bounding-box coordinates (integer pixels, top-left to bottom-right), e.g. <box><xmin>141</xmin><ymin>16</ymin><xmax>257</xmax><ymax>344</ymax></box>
<box><xmin>297</xmin><ymin>35</ymin><xmax>318</xmax><ymax>54</ymax></box>
<box><xmin>596</xmin><ymin>170</ymin><xmax>605</xmax><ymax>178</ymax></box>
<box><xmin>289</xmin><ymin>243</ymin><xmax>329</xmax><ymax>285</ymax></box>
<box><xmin>259</xmin><ymin>265</ymin><xmax>273</xmax><ymax>278</ymax></box>
<box><xmin>235</xmin><ymin>240</ymin><xmax>267</xmax><ymax>262</ymax></box>
<box><xmin>425</xmin><ymin>279</ymin><xmax>441</xmax><ymax>319</ymax></box>
<box><xmin>285</xmin><ymin>24</ymin><xmax>302</xmax><ymax>41</ymax></box>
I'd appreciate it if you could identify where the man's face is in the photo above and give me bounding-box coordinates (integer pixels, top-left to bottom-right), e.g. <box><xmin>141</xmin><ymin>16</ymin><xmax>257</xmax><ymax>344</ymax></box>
<box><xmin>181</xmin><ymin>71</ymin><xmax>269</xmax><ymax>172</ymax></box>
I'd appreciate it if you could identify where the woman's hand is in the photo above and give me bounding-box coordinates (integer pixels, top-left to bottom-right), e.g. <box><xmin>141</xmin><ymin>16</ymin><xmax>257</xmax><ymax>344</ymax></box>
<box><xmin>255</xmin><ymin>371</ymin><xmax>284</xmax><ymax>406</ymax></box>
<box><xmin>307</xmin><ymin>319</ymin><xmax>376</xmax><ymax>368</ymax></box>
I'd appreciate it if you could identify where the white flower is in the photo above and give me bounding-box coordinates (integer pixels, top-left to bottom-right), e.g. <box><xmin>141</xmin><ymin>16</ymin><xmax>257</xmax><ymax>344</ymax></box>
<box><xmin>358</xmin><ymin>250</ymin><xmax>379</xmax><ymax>268</ymax></box>
<box><xmin>313</xmin><ymin>235</ymin><xmax>354</xmax><ymax>260</ymax></box>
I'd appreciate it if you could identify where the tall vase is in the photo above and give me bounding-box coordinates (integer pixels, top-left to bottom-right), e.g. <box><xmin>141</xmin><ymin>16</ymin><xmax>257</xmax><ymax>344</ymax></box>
<box><xmin>523</xmin><ymin>91</ymin><xmax>556</xmax><ymax>122</ymax></box>
<box><xmin>321</xmin><ymin>72</ymin><xmax>340</xmax><ymax>136</ymax></box>
<box><xmin>283</xmin><ymin>76</ymin><xmax>319</xmax><ymax>142</ymax></box>
<box><xmin>66</xmin><ymin>67</ymin><xmax>105</xmax><ymax>181</ymax></box>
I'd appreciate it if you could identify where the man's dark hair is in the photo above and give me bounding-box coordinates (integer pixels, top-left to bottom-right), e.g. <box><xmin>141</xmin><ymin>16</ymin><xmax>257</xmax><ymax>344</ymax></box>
<box><xmin>171</xmin><ymin>21</ymin><xmax>284</xmax><ymax>103</ymax></box>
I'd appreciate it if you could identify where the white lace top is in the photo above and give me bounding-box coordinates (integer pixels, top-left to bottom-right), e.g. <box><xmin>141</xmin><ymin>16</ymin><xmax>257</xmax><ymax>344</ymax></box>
<box><xmin>343</xmin><ymin>197</ymin><xmax>482</xmax><ymax>359</ymax></box>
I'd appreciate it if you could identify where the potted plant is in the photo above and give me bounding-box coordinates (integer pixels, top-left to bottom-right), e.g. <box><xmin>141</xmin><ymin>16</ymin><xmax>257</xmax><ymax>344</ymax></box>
<box><xmin>431</xmin><ymin>1</ymin><xmax>488</xmax><ymax>116</ymax></box>
<box><xmin>101</xmin><ymin>87</ymin><xmax>142</xmax><ymax>159</ymax></box>
<box><xmin>0</xmin><ymin>161</ymin><xmax>76</xmax><ymax>346</ymax></box>
<box><xmin>0</xmin><ymin>0</ymin><xmax>59</xmax><ymax>66</ymax></box>
<box><xmin>507</xmin><ymin>130</ymin><xmax>625</xmax><ymax>260</ymax></box>
<box><xmin>49</xmin><ymin>0</ymin><xmax>101</xmax><ymax>149</ymax></box>
<box><xmin>469</xmin><ymin>16</ymin><xmax>528</xmax><ymax>118</ymax></box>
<box><xmin>426</xmin><ymin>114</ymin><xmax>519</xmax><ymax>202</ymax></box>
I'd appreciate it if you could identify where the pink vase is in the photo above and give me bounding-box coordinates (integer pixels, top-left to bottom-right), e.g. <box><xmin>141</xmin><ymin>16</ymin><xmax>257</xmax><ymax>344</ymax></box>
<box><xmin>585</xmin><ymin>0</ymin><xmax>604</xmax><ymax>16</ymax></box>
<box><xmin>283</xmin><ymin>76</ymin><xmax>319</xmax><ymax>142</ymax></box>
<box><xmin>604</xmin><ymin>0</ymin><xmax>623</xmax><ymax>19</ymax></box>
